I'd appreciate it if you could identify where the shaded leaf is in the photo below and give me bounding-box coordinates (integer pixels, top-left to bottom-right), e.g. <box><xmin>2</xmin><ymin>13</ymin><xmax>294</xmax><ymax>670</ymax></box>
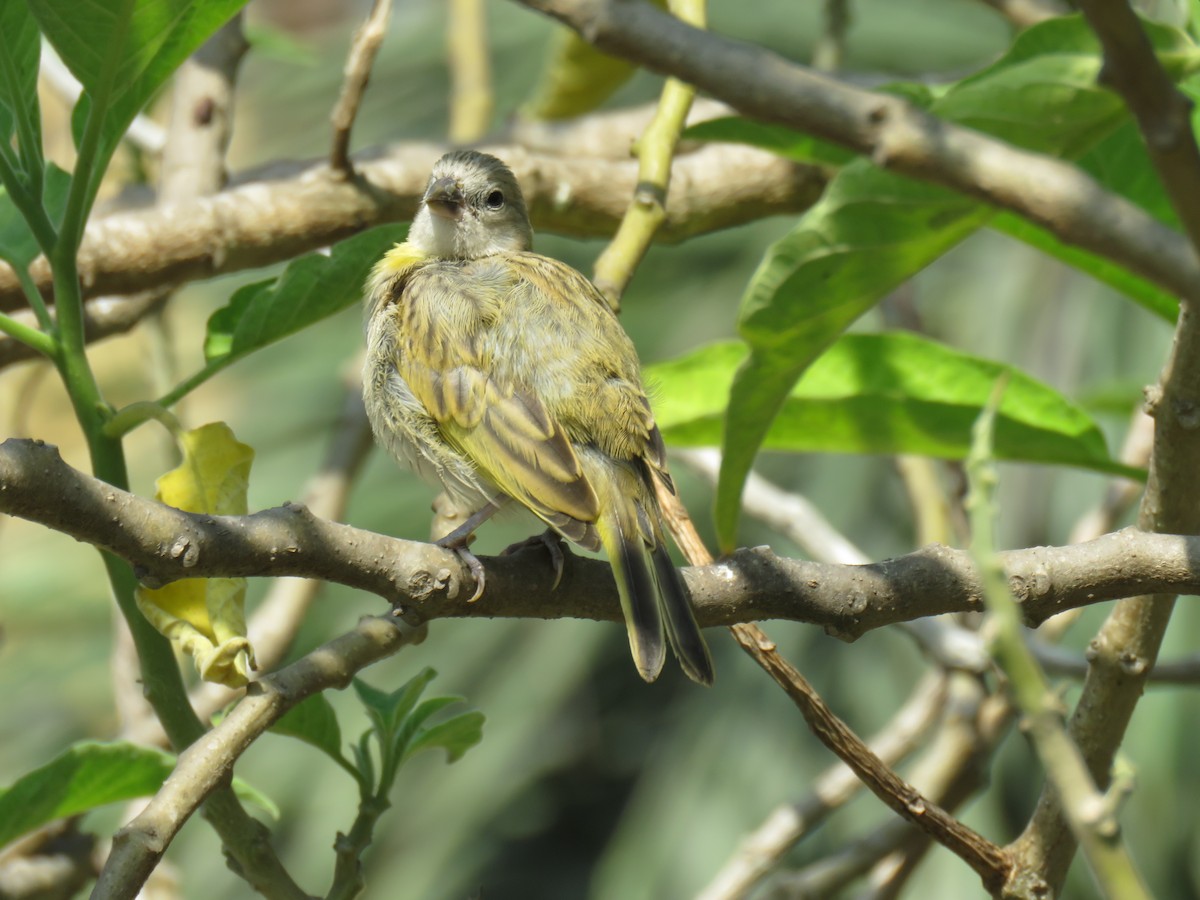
<box><xmin>404</xmin><ymin>711</ymin><xmax>485</xmax><ymax>765</ymax></box>
<box><xmin>0</xmin><ymin>741</ymin><xmax>276</xmax><ymax>847</ymax></box>
<box><xmin>271</xmin><ymin>693</ymin><xmax>344</xmax><ymax>763</ymax></box>
<box><xmin>0</xmin><ymin>163</ymin><xmax>70</xmax><ymax>268</ymax></box>
<box><xmin>204</xmin><ymin>225</ymin><xmax>406</xmax><ymax>364</ymax></box>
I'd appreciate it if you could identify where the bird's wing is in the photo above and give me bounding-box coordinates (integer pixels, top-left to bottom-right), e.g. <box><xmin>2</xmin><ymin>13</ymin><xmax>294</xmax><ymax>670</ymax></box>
<box><xmin>398</xmin><ymin>267</ymin><xmax>603</xmax><ymax>534</ymax></box>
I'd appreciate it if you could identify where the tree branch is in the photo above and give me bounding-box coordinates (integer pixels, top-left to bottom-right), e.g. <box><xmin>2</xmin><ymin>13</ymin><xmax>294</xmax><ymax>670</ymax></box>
<box><xmin>94</xmin><ymin>615</ymin><xmax>423</xmax><ymax>900</ymax></box>
<box><xmin>1010</xmin><ymin>3</ymin><xmax>1200</xmax><ymax>891</ymax></box>
<box><xmin>511</xmin><ymin>0</ymin><xmax>1200</xmax><ymax>302</ymax></box>
<box><xmin>4</xmin><ymin>437</ymin><xmax>1200</xmax><ymax>636</ymax></box>
<box><xmin>0</xmin><ymin>136</ymin><xmax>823</xmax><ymax>313</ymax></box>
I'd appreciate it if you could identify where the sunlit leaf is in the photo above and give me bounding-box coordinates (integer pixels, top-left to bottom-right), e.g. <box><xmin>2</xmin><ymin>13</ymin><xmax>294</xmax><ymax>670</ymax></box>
<box><xmin>135</xmin><ymin>422</ymin><xmax>256</xmax><ymax>687</ymax></box>
<box><xmin>710</xmin><ymin>14</ymin><xmax>1194</xmax><ymax>547</ymax></box>
<box><xmin>651</xmin><ymin>334</ymin><xmax>1140</xmax><ymax>478</ymax></box>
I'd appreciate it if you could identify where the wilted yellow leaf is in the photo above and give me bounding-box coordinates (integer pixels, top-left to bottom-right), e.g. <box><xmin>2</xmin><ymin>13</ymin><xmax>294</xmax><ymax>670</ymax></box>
<box><xmin>136</xmin><ymin>422</ymin><xmax>257</xmax><ymax>688</ymax></box>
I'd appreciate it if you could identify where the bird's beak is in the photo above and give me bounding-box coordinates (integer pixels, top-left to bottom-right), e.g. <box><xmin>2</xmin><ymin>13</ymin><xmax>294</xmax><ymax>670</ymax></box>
<box><xmin>424</xmin><ymin>176</ymin><xmax>464</xmax><ymax>220</ymax></box>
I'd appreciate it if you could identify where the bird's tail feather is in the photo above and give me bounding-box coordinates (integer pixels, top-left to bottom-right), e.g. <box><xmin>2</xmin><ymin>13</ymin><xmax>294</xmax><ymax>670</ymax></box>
<box><xmin>650</xmin><ymin>539</ymin><xmax>714</xmax><ymax>686</ymax></box>
<box><xmin>603</xmin><ymin>512</ymin><xmax>667</xmax><ymax>683</ymax></box>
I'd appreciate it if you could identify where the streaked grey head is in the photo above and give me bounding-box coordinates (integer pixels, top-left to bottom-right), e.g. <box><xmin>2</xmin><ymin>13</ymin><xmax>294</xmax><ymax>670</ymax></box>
<box><xmin>408</xmin><ymin>150</ymin><xmax>534</xmax><ymax>259</ymax></box>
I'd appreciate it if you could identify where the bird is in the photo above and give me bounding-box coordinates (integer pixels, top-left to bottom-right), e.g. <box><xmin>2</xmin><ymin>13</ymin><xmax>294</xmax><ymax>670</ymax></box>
<box><xmin>362</xmin><ymin>149</ymin><xmax>713</xmax><ymax>686</ymax></box>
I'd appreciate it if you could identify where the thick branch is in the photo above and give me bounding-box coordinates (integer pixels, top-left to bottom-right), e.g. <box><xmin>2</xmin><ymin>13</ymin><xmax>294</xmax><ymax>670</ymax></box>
<box><xmin>0</xmin><ymin>138</ymin><xmax>822</xmax><ymax>312</ymax></box>
<box><xmin>3</xmin><ymin>437</ymin><xmax>1198</xmax><ymax>637</ymax></box>
<box><xmin>513</xmin><ymin>0</ymin><xmax>1200</xmax><ymax>303</ymax></box>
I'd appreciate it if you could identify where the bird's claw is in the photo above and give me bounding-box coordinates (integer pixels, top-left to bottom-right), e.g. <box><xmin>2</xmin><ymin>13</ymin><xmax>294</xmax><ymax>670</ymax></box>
<box><xmin>437</xmin><ymin>535</ymin><xmax>487</xmax><ymax>602</ymax></box>
<box><xmin>502</xmin><ymin>530</ymin><xmax>565</xmax><ymax>590</ymax></box>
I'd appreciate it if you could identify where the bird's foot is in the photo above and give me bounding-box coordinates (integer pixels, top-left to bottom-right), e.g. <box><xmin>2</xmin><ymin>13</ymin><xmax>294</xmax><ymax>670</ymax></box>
<box><xmin>436</xmin><ymin>532</ymin><xmax>487</xmax><ymax>603</ymax></box>
<box><xmin>502</xmin><ymin>530</ymin><xmax>566</xmax><ymax>590</ymax></box>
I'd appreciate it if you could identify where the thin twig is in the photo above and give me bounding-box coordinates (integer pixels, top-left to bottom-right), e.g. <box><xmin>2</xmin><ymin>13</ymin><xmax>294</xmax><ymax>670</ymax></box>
<box><xmin>652</xmin><ymin>477</ymin><xmax>1012</xmax><ymax>894</ymax></box>
<box><xmin>780</xmin><ymin>673</ymin><xmax>1013</xmax><ymax>896</ymax></box>
<box><xmin>968</xmin><ymin>384</ymin><xmax>1148</xmax><ymax>899</ymax></box>
<box><xmin>1011</xmin><ymin>3</ymin><xmax>1200</xmax><ymax>889</ymax></box>
<box><xmin>1038</xmin><ymin>406</ymin><xmax>1152</xmax><ymax>643</ymax></box>
<box><xmin>696</xmin><ymin>672</ymin><xmax>948</xmax><ymax>900</ymax></box>
<box><xmin>674</xmin><ymin>448</ymin><xmax>987</xmax><ymax>671</ymax></box>
<box><xmin>329</xmin><ymin>0</ymin><xmax>394</xmax><ymax>176</ymax></box>
<box><xmin>447</xmin><ymin>0</ymin><xmax>494</xmax><ymax>144</ymax></box>
<box><xmin>812</xmin><ymin>0</ymin><xmax>850</xmax><ymax>72</ymax></box>
<box><xmin>590</xmin><ymin>0</ymin><xmax>704</xmax><ymax>308</ymax></box>
<box><xmin>1032</xmin><ymin>641</ymin><xmax>1200</xmax><ymax>686</ymax></box>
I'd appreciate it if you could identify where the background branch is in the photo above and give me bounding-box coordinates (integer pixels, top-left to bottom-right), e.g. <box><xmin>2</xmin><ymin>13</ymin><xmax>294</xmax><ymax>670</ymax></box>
<box><xmin>513</xmin><ymin>0</ymin><xmax>1200</xmax><ymax>302</ymax></box>
<box><xmin>0</xmin><ymin>136</ymin><xmax>823</xmax><ymax>313</ymax></box>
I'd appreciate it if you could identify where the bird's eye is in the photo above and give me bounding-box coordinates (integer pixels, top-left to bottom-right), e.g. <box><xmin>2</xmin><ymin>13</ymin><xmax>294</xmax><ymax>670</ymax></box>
<box><xmin>485</xmin><ymin>190</ymin><xmax>505</xmax><ymax>210</ymax></box>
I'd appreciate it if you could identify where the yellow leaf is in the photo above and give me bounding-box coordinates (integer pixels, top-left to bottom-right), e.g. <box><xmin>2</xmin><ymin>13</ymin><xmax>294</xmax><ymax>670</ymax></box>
<box><xmin>136</xmin><ymin>422</ymin><xmax>257</xmax><ymax>688</ymax></box>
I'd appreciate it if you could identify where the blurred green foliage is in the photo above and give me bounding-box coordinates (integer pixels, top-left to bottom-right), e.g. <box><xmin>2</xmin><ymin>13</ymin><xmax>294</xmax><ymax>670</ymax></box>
<box><xmin>1</xmin><ymin>1</ymin><xmax>1198</xmax><ymax>899</ymax></box>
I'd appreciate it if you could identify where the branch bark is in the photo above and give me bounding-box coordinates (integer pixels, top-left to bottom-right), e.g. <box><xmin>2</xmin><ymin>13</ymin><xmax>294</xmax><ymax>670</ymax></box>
<box><xmin>1009</xmin><ymin>2</ymin><xmax>1200</xmax><ymax>891</ymax></box>
<box><xmin>3</xmin><ymin>438</ymin><xmax>1199</xmax><ymax>636</ymax></box>
<box><xmin>511</xmin><ymin>0</ymin><xmax>1200</xmax><ymax>303</ymax></box>
<box><xmin>0</xmin><ymin>137</ymin><xmax>823</xmax><ymax>313</ymax></box>
<box><xmin>94</xmin><ymin>615</ymin><xmax>423</xmax><ymax>900</ymax></box>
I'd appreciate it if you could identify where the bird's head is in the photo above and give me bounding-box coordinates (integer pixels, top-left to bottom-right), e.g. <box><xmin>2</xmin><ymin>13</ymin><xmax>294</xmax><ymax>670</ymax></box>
<box><xmin>408</xmin><ymin>150</ymin><xmax>534</xmax><ymax>259</ymax></box>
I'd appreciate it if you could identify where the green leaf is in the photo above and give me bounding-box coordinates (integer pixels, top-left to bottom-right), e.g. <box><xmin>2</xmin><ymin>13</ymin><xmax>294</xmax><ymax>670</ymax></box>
<box><xmin>0</xmin><ymin>0</ymin><xmax>42</xmax><ymax>171</ymax></box>
<box><xmin>714</xmin><ymin>167</ymin><xmax>989</xmax><ymax>547</ymax></box>
<box><xmin>0</xmin><ymin>163</ymin><xmax>70</xmax><ymax>268</ymax></box>
<box><xmin>204</xmin><ymin>225</ymin><xmax>406</xmax><ymax>364</ymax></box>
<box><xmin>651</xmin><ymin>334</ymin><xmax>1140</xmax><ymax>479</ymax></box>
<box><xmin>937</xmin><ymin>16</ymin><xmax>1198</xmax><ymax>156</ymax></box>
<box><xmin>0</xmin><ymin>740</ymin><xmax>277</xmax><ymax>846</ymax></box>
<box><xmin>28</xmin><ymin>0</ymin><xmax>250</xmax><ymax>195</ymax></box>
<box><xmin>352</xmin><ymin>667</ymin><xmax>438</xmax><ymax>741</ymax></box>
<box><xmin>392</xmin><ymin>695</ymin><xmax>465</xmax><ymax>759</ymax></box>
<box><xmin>404</xmin><ymin>711</ymin><xmax>485</xmax><ymax>765</ymax></box>
<box><xmin>270</xmin><ymin>693</ymin><xmax>344</xmax><ymax>764</ymax></box>
<box><xmin>0</xmin><ymin>742</ymin><xmax>175</xmax><ymax>847</ymax></box>
<box><xmin>711</xmin><ymin>14</ymin><xmax>1192</xmax><ymax>548</ymax></box>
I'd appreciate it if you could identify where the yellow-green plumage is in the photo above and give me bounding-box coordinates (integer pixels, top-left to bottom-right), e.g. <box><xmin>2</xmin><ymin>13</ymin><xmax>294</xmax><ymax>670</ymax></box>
<box><xmin>363</xmin><ymin>150</ymin><xmax>713</xmax><ymax>685</ymax></box>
